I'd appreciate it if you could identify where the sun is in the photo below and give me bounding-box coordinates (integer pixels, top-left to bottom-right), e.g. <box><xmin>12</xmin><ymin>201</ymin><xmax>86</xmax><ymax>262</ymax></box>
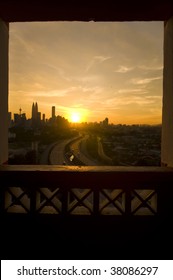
<box><xmin>67</xmin><ymin>108</ymin><xmax>88</xmax><ymax>123</ymax></box>
<box><xmin>70</xmin><ymin>112</ymin><xmax>81</xmax><ymax>123</ymax></box>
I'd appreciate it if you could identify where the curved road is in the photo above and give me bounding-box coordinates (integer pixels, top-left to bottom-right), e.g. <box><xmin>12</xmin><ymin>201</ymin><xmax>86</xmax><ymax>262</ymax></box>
<box><xmin>40</xmin><ymin>135</ymin><xmax>112</xmax><ymax>166</ymax></box>
<box><xmin>39</xmin><ymin>138</ymin><xmax>79</xmax><ymax>165</ymax></box>
<box><xmin>49</xmin><ymin>138</ymin><xmax>77</xmax><ymax>165</ymax></box>
<box><xmin>70</xmin><ymin>135</ymin><xmax>101</xmax><ymax>166</ymax></box>
<box><xmin>48</xmin><ymin>135</ymin><xmax>99</xmax><ymax>166</ymax></box>
<box><xmin>39</xmin><ymin>142</ymin><xmax>60</xmax><ymax>164</ymax></box>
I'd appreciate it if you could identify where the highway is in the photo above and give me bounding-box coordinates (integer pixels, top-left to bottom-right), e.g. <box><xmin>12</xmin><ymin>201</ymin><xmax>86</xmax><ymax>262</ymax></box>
<box><xmin>49</xmin><ymin>138</ymin><xmax>77</xmax><ymax>165</ymax></box>
<box><xmin>69</xmin><ymin>135</ymin><xmax>101</xmax><ymax>166</ymax></box>
<box><xmin>39</xmin><ymin>138</ymin><xmax>78</xmax><ymax>165</ymax></box>
<box><xmin>39</xmin><ymin>142</ymin><xmax>60</xmax><ymax>164</ymax></box>
<box><xmin>39</xmin><ymin>135</ymin><xmax>110</xmax><ymax>166</ymax></box>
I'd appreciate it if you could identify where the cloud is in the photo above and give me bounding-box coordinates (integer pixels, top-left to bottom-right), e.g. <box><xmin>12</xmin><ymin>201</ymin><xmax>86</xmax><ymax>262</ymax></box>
<box><xmin>71</xmin><ymin>75</ymin><xmax>100</xmax><ymax>83</ymax></box>
<box><xmin>117</xmin><ymin>88</ymin><xmax>147</xmax><ymax>94</ymax></box>
<box><xmin>23</xmin><ymin>87</ymin><xmax>79</xmax><ymax>98</ymax></box>
<box><xmin>10</xmin><ymin>32</ymin><xmax>35</xmax><ymax>55</ymax></box>
<box><xmin>94</xmin><ymin>56</ymin><xmax>112</xmax><ymax>63</ymax></box>
<box><xmin>102</xmin><ymin>94</ymin><xmax>162</xmax><ymax>109</ymax></box>
<box><xmin>131</xmin><ymin>76</ymin><xmax>162</xmax><ymax>85</ymax></box>
<box><xmin>86</xmin><ymin>55</ymin><xmax>112</xmax><ymax>72</ymax></box>
<box><xmin>114</xmin><ymin>65</ymin><xmax>134</xmax><ymax>73</ymax></box>
<box><xmin>139</xmin><ymin>65</ymin><xmax>163</xmax><ymax>71</ymax></box>
<box><xmin>42</xmin><ymin>63</ymin><xmax>72</xmax><ymax>82</ymax></box>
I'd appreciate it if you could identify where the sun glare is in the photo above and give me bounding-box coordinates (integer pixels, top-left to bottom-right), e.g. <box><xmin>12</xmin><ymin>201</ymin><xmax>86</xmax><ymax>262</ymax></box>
<box><xmin>70</xmin><ymin>112</ymin><xmax>81</xmax><ymax>123</ymax></box>
<box><xmin>67</xmin><ymin>108</ymin><xmax>88</xmax><ymax>123</ymax></box>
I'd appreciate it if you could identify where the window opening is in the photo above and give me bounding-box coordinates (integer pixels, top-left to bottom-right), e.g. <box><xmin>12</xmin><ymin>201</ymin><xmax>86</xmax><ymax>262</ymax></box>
<box><xmin>8</xmin><ymin>21</ymin><xmax>163</xmax><ymax>166</ymax></box>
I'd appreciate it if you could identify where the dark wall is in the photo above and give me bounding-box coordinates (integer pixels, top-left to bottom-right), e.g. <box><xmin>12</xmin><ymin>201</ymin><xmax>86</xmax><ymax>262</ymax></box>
<box><xmin>0</xmin><ymin>0</ymin><xmax>173</xmax><ymax>22</ymax></box>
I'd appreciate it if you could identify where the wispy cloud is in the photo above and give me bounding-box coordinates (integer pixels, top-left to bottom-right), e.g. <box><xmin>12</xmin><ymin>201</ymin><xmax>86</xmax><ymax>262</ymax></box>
<box><xmin>42</xmin><ymin>63</ymin><xmax>72</xmax><ymax>82</ymax></box>
<box><xmin>139</xmin><ymin>65</ymin><xmax>163</xmax><ymax>71</ymax></box>
<box><xmin>86</xmin><ymin>55</ymin><xmax>112</xmax><ymax>72</ymax></box>
<box><xmin>103</xmin><ymin>94</ymin><xmax>162</xmax><ymax>108</ymax></box>
<box><xmin>10</xmin><ymin>32</ymin><xmax>35</xmax><ymax>54</ymax></box>
<box><xmin>94</xmin><ymin>56</ymin><xmax>112</xmax><ymax>63</ymax></box>
<box><xmin>117</xmin><ymin>88</ymin><xmax>147</xmax><ymax>94</ymax></box>
<box><xmin>131</xmin><ymin>76</ymin><xmax>162</xmax><ymax>85</ymax></box>
<box><xmin>114</xmin><ymin>65</ymin><xmax>134</xmax><ymax>73</ymax></box>
<box><xmin>24</xmin><ymin>87</ymin><xmax>78</xmax><ymax>98</ymax></box>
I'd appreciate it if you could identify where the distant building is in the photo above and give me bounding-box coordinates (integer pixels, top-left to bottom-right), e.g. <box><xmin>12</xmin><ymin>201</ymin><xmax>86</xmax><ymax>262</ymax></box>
<box><xmin>13</xmin><ymin>111</ymin><xmax>26</xmax><ymax>127</ymax></box>
<box><xmin>14</xmin><ymin>113</ymin><xmax>20</xmax><ymax>124</ymax></box>
<box><xmin>52</xmin><ymin>106</ymin><xmax>56</xmax><ymax>119</ymax></box>
<box><xmin>37</xmin><ymin>112</ymin><xmax>41</xmax><ymax>122</ymax></box>
<box><xmin>101</xmin><ymin>117</ymin><xmax>109</xmax><ymax>127</ymax></box>
<box><xmin>31</xmin><ymin>102</ymin><xmax>41</xmax><ymax>127</ymax></box>
<box><xmin>104</xmin><ymin>117</ymin><xmax>109</xmax><ymax>126</ymax></box>
<box><xmin>32</xmin><ymin>102</ymin><xmax>38</xmax><ymax>120</ymax></box>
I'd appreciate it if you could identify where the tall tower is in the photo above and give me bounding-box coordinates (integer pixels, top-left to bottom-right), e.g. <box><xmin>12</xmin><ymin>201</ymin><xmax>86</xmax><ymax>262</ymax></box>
<box><xmin>52</xmin><ymin>106</ymin><xmax>55</xmax><ymax>119</ymax></box>
<box><xmin>32</xmin><ymin>102</ymin><xmax>35</xmax><ymax>120</ymax></box>
<box><xmin>32</xmin><ymin>102</ymin><xmax>38</xmax><ymax>120</ymax></box>
<box><xmin>35</xmin><ymin>102</ymin><xmax>38</xmax><ymax>117</ymax></box>
<box><xmin>31</xmin><ymin>102</ymin><xmax>40</xmax><ymax>129</ymax></box>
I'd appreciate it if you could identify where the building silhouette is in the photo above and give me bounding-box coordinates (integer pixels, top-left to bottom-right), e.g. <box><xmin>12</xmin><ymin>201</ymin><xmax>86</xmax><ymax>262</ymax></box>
<box><xmin>52</xmin><ymin>106</ymin><xmax>55</xmax><ymax>119</ymax></box>
<box><xmin>31</xmin><ymin>102</ymin><xmax>41</xmax><ymax>127</ymax></box>
<box><xmin>32</xmin><ymin>102</ymin><xmax>38</xmax><ymax>121</ymax></box>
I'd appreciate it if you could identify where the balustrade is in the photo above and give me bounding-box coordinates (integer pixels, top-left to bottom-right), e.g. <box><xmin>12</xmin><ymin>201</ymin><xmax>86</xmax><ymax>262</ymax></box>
<box><xmin>1</xmin><ymin>165</ymin><xmax>173</xmax><ymax>217</ymax></box>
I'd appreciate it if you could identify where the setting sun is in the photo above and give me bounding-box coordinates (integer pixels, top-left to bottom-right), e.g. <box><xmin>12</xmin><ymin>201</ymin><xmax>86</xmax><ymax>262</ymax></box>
<box><xmin>67</xmin><ymin>108</ymin><xmax>88</xmax><ymax>123</ymax></box>
<box><xmin>70</xmin><ymin>112</ymin><xmax>81</xmax><ymax>123</ymax></box>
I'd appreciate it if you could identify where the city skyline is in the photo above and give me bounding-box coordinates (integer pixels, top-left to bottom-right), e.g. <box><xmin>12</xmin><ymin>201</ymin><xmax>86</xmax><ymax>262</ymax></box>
<box><xmin>9</xmin><ymin>102</ymin><xmax>110</xmax><ymax>124</ymax></box>
<box><xmin>9</xmin><ymin>21</ymin><xmax>163</xmax><ymax>124</ymax></box>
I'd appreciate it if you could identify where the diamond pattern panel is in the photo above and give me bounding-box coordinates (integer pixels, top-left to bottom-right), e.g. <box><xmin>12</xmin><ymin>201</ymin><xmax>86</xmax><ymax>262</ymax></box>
<box><xmin>131</xmin><ymin>189</ymin><xmax>157</xmax><ymax>215</ymax></box>
<box><xmin>3</xmin><ymin>186</ymin><xmax>158</xmax><ymax>216</ymax></box>
<box><xmin>68</xmin><ymin>188</ymin><xmax>93</xmax><ymax>215</ymax></box>
<box><xmin>5</xmin><ymin>187</ymin><xmax>30</xmax><ymax>213</ymax></box>
<box><xmin>99</xmin><ymin>189</ymin><xmax>125</xmax><ymax>215</ymax></box>
<box><xmin>36</xmin><ymin>187</ymin><xmax>62</xmax><ymax>214</ymax></box>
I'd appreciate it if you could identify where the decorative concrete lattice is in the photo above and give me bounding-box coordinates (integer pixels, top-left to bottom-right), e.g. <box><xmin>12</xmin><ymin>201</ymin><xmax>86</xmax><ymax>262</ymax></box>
<box><xmin>36</xmin><ymin>187</ymin><xmax>62</xmax><ymax>214</ymax></box>
<box><xmin>68</xmin><ymin>189</ymin><xmax>93</xmax><ymax>215</ymax></box>
<box><xmin>131</xmin><ymin>189</ymin><xmax>157</xmax><ymax>215</ymax></box>
<box><xmin>99</xmin><ymin>189</ymin><xmax>125</xmax><ymax>215</ymax></box>
<box><xmin>5</xmin><ymin>187</ymin><xmax>30</xmax><ymax>213</ymax></box>
<box><xmin>4</xmin><ymin>186</ymin><xmax>157</xmax><ymax>215</ymax></box>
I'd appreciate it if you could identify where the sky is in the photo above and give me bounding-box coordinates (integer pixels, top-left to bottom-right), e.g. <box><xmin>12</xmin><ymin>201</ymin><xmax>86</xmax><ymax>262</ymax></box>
<box><xmin>9</xmin><ymin>21</ymin><xmax>163</xmax><ymax>124</ymax></box>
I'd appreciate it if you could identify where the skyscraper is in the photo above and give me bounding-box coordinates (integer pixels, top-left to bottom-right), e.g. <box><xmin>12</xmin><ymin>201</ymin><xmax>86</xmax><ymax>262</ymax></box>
<box><xmin>31</xmin><ymin>102</ymin><xmax>40</xmax><ymax>128</ymax></box>
<box><xmin>52</xmin><ymin>106</ymin><xmax>55</xmax><ymax>119</ymax></box>
<box><xmin>32</xmin><ymin>102</ymin><xmax>38</xmax><ymax>120</ymax></box>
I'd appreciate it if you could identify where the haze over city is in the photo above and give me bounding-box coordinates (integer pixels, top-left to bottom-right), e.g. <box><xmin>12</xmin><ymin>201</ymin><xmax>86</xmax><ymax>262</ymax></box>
<box><xmin>9</xmin><ymin>21</ymin><xmax>163</xmax><ymax>124</ymax></box>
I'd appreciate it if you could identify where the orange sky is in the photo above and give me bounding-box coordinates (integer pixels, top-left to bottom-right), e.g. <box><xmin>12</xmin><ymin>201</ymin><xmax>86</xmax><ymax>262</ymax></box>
<box><xmin>9</xmin><ymin>21</ymin><xmax>163</xmax><ymax>124</ymax></box>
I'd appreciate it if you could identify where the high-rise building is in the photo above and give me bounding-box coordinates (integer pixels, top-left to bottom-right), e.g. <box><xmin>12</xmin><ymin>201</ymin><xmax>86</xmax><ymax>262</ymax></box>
<box><xmin>31</xmin><ymin>102</ymin><xmax>41</xmax><ymax>128</ymax></box>
<box><xmin>32</xmin><ymin>102</ymin><xmax>38</xmax><ymax>120</ymax></box>
<box><xmin>42</xmin><ymin>113</ymin><xmax>45</xmax><ymax>122</ymax></box>
<box><xmin>52</xmin><ymin>106</ymin><xmax>55</xmax><ymax>119</ymax></box>
<box><xmin>37</xmin><ymin>112</ymin><xmax>41</xmax><ymax>122</ymax></box>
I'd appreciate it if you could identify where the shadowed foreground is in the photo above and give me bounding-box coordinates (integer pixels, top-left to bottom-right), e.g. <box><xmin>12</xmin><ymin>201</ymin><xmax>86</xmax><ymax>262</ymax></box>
<box><xmin>1</xmin><ymin>165</ymin><xmax>173</xmax><ymax>259</ymax></box>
